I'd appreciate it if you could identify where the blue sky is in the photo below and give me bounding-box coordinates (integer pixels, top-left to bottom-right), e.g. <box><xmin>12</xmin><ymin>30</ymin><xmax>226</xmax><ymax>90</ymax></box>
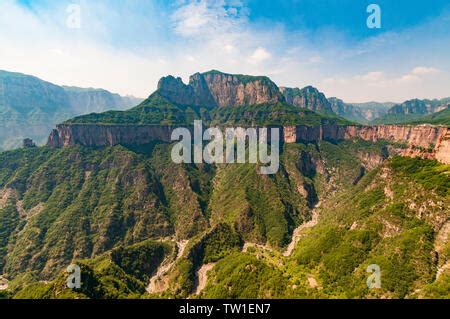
<box><xmin>1</xmin><ymin>0</ymin><xmax>450</xmax><ymax>102</ymax></box>
<box><xmin>247</xmin><ymin>0</ymin><xmax>450</xmax><ymax>37</ymax></box>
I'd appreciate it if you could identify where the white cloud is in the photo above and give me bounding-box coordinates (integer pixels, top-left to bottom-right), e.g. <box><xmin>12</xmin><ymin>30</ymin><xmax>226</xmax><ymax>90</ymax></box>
<box><xmin>396</xmin><ymin>74</ymin><xmax>421</xmax><ymax>83</ymax></box>
<box><xmin>410</xmin><ymin>66</ymin><xmax>440</xmax><ymax>75</ymax></box>
<box><xmin>171</xmin><ymin>0</ymin><xmax>246</xmax><ymax>38</ymax></box>
<box><xmin>248</xmin><ymin>47</ymin><xmax>272</xmax><ymax>64</ymax></box>
<box><xmin>393</xmin><ymin>66</ymin><xmax>441</xmax><ymax>84</ymax></box>
<box><xmin>223</xmin><ymin>44</ymin><xmax>235</xmax><ymax>53</ymax></box>
<box><xmin>322</xmin><ymin>66</ymin><xmax>448</xmax><ymax>102</ymax></box>
<box><xmin>356</xmin><ymin>71</ymin><xmax>385</xmax><ymax>82</ymax></box>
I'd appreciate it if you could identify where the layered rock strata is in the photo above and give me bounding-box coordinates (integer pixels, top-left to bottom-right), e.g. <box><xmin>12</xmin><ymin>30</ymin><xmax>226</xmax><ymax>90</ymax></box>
<box><xmin>47</xmin><ymin>124</ymin><xmax>450</xmax><ymax>164</ymax></box>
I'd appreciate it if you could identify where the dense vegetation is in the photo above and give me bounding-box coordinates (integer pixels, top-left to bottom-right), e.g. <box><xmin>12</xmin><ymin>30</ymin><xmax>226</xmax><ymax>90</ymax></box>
<box><xmin>372</xmin><ymin>99</ymin><xmax>450</xmax><ymax>125</ymax></box>
<box><xmin>1</xmin><ymin>68</ymin><xmax>448</xmax><ymax>299</ymax></box>
<box><xmin>65</xmin><ymin>93</ymin><xmax>351</xmax><ymax>127</ymax></box>
<box><xmin>199</xmin><ymin>155</ymin><xmax>449</xmax><ymax>299</ymax></box>
<box><xmin>372</xmin><ymin>110</ymin><xmax>450</xmax><ymax>126</ymax></box>
<box><xmin>202</xmin><ymin>253</ymin><xmax>288</xmax><ymax>298</ymax></box>
<box><xmin>13</xmin><ymin>240</ymin><xmax>172</xmax><ymax>299</ymax></box>
<box><xmin>0</xmin><ymin>138</ymin><xmax>448</xmax><ymax>299</ymax></box>
<box><xmin>406</xmin><ymin>108</ymin><xmax>450</xmax><ymax>126</ymax></box>
<box><xmin>209</xmin><ymin>102</ymin><xmax>351</xmax><ymax>126</ymax></box>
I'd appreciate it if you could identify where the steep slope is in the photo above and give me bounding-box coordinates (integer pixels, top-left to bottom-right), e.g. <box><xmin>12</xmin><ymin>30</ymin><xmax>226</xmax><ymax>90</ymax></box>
<box><xmin>0</xmin><ymin>137</ymin><xmax>390</xmax><ymax>295</ymax></box>
<box><xmin>0</xmin><ymin>70</ymin><xmax>142</xmax><ymax>150</ymax></box>
<box><xmin>0</xmin><ymin>146</ymin><xmax>175</xmax><ymax>279</ymax></box>
<box><xmin>157</xmin><ymin>70</ymin><xmax>284</xmax><ymax>109</ymax></box>
<box><xmin>63</xmin><ymin>86</ymin><xmax>142</xmax><ymax>115</ymax></box>
<box><xmin>199</xmin><ymin>156</ymin><xmax>449</xmax><ymax>299</ymax></box>
<box><xmin>405</xmin><ymin>107</ymin><xmax>450</xmax><ymax>126</ymax></box>
<box><xmin>50</xmin><ymin>70</ymin><xmax>449</xmax><ymax>166</ymax></box>
<box><xmin>2</xmin><ymin>131</ymin><xmax>449</xmax><ymax>299</ymax></box>
<box><xmin>280</xmin><ymin>86</ymin><xmax>334</xmax><ymax>115</ymax></box>
<box><xmin>373</xmin><ymin>98</ymin><xmax>450</xmax><ymax>124</ymax></box>
<box><xmin>389</xmin><ymin>98</ymin><xmax>449</xmax><ymax>115</ymax></box>
<box><xmin>63</xmin><ymin>71</ymin><xmax>352</xmax><ymax>130</ymax></box>
<box><xmin>329</xmin><ymin>98</ymin><xmax>393</xmax><ymax>124</ymax></box>
<box><xmin>64</xmin><ymin>91</ymin><xmax>350</xmax><ymax>128</ymax></box>
<box><xmin>349</xmin><ymin>101</ymin><xmax>395</xmax><ymax>121</ymax></box>
<box><xmin>13</xmin><ymin>239</ymin><xmax>173</xmax><ymax>299</ymax></box>
<box><xmin>0</xmin><ymin>69</ymin><xmax>449</xmax><ymax>300</ymax></box>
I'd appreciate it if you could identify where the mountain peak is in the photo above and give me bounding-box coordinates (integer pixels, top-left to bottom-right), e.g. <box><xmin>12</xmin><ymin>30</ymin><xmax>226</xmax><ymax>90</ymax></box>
<box><xmin>300</xmin><ymin>85</ymin><xmax>320</xmax><ymax>93</ymax></box>
<box><xmin>157</xmin><ymin>70</ymin><xmax>284</xmax><ymax>108</ymax></box>
<box><xmin>280</xmin><ymin>85</ymin><xmax>333</xmax><ymax>114</ymax></box>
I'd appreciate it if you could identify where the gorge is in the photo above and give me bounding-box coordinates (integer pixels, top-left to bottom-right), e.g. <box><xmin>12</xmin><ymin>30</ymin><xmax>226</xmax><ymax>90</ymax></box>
<box><xmin>1</xmin><ymin>70</ymin><xmax>448</xmax><ymax>300</ymax></box>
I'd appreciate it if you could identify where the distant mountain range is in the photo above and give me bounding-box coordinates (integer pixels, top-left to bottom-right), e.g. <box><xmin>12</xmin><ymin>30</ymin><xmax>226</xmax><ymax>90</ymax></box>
<box><xmin>372</xmin><ymin>98</ymin><xmax>450</xmax><ymax>125</ymax></box>
<box><xmin>0</xmin><ymin>69</ymin><xmax>448</xmax><ymax>152</ymax></box>
<box><xmin>328</xmin><ymin>98</ymin><xmax>395</xmax><ymax>124</ymax></box>
<box><xmin>328</xmin><ymin>96</ymin><xmax>450</xmax><ymax>126</ymax></box>
<box><xmin>0</xmin><ymin>70</ymin><xmax>143</xmax><ymax>151</ymax></box>
<box><xmin>402</xmin><ymin>107</ymin><xmax>450</xmax><ymax>126</ymax></box>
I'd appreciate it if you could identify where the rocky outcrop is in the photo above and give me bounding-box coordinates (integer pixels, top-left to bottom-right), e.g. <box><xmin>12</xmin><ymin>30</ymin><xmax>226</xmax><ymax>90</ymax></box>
<box><xmin>47</xmin><ymin>124</ymin><xmax>175</xmax><ymax>148</ymax></box>
<box><xmin>280</xmin><ymin>86</ymin><xmax>333</xmax><ymax>114</ymax></box>
<box><xmin>287</xmin><ymin>124</ymin><xmax>449</xmax><ymax>164</ymax></box>
<box><xmin>47</xmin><ymin>123</ymin><xmax>450</xmax><ymax>164</ymax></box>
<box><xmin>435</xmin><ymin>128</ymin><xmax>450</xmax><ymax>164</ymax></box>
<box><xmin>157</xmin><ymin>70</ymin><xmax>284</xmax><ymax>108</ymax></box>
<box><xmin>329</xmin><ymin>97</ymin><xmax>353</xmax><ymax>117</ymax></box>
<box><xmin>285</xmin><ymin>124</ymin><xmax>450</xmax><ymax>164</ymax></box>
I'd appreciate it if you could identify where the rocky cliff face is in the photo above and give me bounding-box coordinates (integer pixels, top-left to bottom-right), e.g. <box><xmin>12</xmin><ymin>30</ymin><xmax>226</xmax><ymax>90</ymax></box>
<box><xmin>328</xmin><ymin>97</ymin><xmax>366</xmax><ymax>123</ymax></box>
<box><xmin>286</xmin><ymin>124</ymin><xmax>449</xmax><ymax>164</ymax></box>
<box><xmin>47</xmin><ymin>123</ymin><xmax>450</xmax><ymax>164</ymax></box>
<box><xmin>47</xmin><ymin>124</ymin><xmax>175</xmax><ymax>148</ymax></box>
<box><xmin>157</xmin><ymin>70</ymin><xmax>284</xmax><ymax>108</ymax></box>
<box><xmin>280</xmin><ymin>86</ymin><xmax>334</xmax><ymax>114</ymax></box>
<box><xmin>435</xmin><ymin>128</ymin><xmax>450</xmax><ymax>164</ymax></box>
<box><xmin>387</xmin><ymin>98</ymin><xmax>450</xmax><ymax>116</ymax></box>
<box><xmin>157</xmin><ymin>76</ymin><xmax>201</xmax><ymax>107</ymax></box>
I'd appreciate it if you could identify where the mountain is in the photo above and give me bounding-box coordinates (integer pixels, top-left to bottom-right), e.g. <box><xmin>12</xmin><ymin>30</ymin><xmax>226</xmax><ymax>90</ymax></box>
<box><xmin>158</xmin><ymin>70</ymin><xmax>284</xmax><ymax>108</ymax></box>
<box><xmin>404</xmin><ymin>107</ymin><xmax>450</xmax><ymax>126</ymax></box>
<box><xmin>0</xmin><ymin>70</ymin><xmax>143</xmax><ymax>151</ymax></box>
<box><xmin>329</xmin><ymin>98</ymin><xmax>394</xmax><ymax>124</ymax></box>
<box><xmin>64</xmin><ymin>71</ymin><xmax>350</xmax><ymax>127</ymax></box>
<box><xmin>1</xmin><ymin>140</ymin><xmax>448</xmax><ymax>299</ymax></box>
<box><xmin>63</xmin><ymin>86</ymin><xmax>142</xmax><ymax>115</ymax></box>
<box><xmin>373</xmin><ymin>98</ymin><xmax>450</xmax><ymax>124</ymax></box>
<box><xmin>389</xmin><ymin>98</ymin><xmax>449</xmax><ymax>115</ymax></box>
<box><xmin>0</xmin><ymin>70</ymin><xmax>449</xmax><ymax>300</ymax></box>
<box><xmin>280</xmin><ymin>86</ymin><xmax>334</xmax><ymax>115</ymax></box>
<box><xmin>347</xmin><ymin>101</ymin><xmax>395</xmax><ymax>122</ymax></box>
<box><xmin>279</xmin><ymin>85</ymin><xmax>393</xmax><ymax>123</ymax></box>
